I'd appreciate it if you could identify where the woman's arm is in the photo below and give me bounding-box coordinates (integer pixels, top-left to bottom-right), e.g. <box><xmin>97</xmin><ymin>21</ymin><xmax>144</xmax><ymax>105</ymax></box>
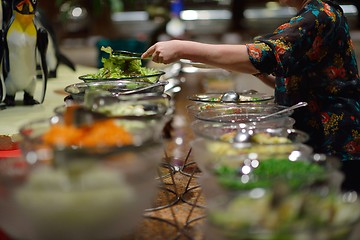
<box><xmin>141</xmin><ymin>40</ymin><xmax>259</xmax><ymax>74</ymax></box>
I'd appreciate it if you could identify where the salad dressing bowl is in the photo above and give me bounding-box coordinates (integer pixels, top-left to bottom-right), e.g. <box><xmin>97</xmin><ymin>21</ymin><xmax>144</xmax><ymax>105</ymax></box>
<box><xmin>0</xmin><ymin>116</ymin><xmax>166</xmax><ymax>240</ymax></box>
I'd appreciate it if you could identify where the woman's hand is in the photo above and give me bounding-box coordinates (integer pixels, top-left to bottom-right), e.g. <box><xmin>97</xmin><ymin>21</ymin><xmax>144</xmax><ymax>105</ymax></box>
<box><xmin>141</xmin><ymin>40</ymin><xmax>184</xmax><ymax>64</ymax></box>
<box><xmin>142</xmin><ymin>40</ymin><xmax>259</xmax><ymax>75</ymax></box>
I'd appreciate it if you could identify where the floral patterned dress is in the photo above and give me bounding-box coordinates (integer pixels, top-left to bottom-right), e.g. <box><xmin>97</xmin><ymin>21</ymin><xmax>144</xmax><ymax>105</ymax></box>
<box><xmin>246</xmin><ymin>0</ymin><xmax>360</xmax><ymax>160</ymax></box>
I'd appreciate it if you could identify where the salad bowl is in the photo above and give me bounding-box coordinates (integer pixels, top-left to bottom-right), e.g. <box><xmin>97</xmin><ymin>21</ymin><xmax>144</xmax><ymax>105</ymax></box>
<box><xmin>64</xmin><ymin>80</ymin><xmax>168</xmax><ymax>103</ymax></box>
<box><xmin>78</xmin><ymin>70</ymin><xmax>165</xmax><ymax>84</ymax></box>
<box><xmin>191</xmin><ymin>122</ymin><xmax>308</xmax><ymax>144</ymax></box>
<box><xmin>79</xmin><ymin>46</ymin><xmax>165</xmax><ymax>83</ymax></box>
<box><xmin>0</xmin><ymin>115</ymin><xmax>165</xmax><ymax>240</ymax></box>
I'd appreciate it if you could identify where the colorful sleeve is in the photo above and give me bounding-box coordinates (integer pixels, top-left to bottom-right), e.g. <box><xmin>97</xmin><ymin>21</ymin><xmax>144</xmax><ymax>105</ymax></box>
<box><xmin>246</xmin><ymin>3</ymin><xmax>338</xmax><ymax>76</ymax></box>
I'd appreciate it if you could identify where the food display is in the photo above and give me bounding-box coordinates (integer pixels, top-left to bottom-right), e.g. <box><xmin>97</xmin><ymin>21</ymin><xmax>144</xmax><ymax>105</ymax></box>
<box><xmin>193</xmin><ymin>135</ymin><xmax>360</xmax><ymax>239</ymax></box>
<box><xmin>2</xmin><ymin>36</ymin><xmax>358</xmax><ymax>240</ymax></box>
<box><xmin>79</xmin><ymin>47</ymin><xmax>164</xmax><ymax>83</ymax></box>
<box><xmin>0</xmin><ymin>114</ymin><xmax>165</xmax><ymax>240</ymax></box>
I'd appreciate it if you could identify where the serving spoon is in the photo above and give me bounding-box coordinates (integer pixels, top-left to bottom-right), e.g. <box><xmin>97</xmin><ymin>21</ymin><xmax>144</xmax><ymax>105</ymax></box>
<box><xmin>219</xmin><ymin>90</ymin><xmax>259</xmax><ymax>103</ymax></box>
<box><xmin>220</xmin><ymin>91</ymin><xmax>240</xmax><ymax>102</ymax></box>
<box><xmin>233</xmin><ymin>101</ymin><xmax>308</xmax><ymax>143</ymax></box>
<box><xmin>257</xmin><ymin>101</ymin><xmax>308</xmax><ymax>120</ymax></box>
<box><xmin>233</xmin><ymin>128</ymin><xmax>253</xmax><ymax>144</ymax></box>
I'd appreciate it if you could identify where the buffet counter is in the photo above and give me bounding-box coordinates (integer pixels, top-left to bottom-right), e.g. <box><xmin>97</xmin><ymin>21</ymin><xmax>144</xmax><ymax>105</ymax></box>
<box><xmin>2</xmin><ymin>63</ymin><xmax>360</xmax><ymax>240</ymax></box>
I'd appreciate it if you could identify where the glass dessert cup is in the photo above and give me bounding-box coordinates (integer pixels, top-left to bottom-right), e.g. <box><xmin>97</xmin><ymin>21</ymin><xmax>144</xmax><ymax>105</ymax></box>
<box><xmin>191</xmin><ymin>138</ymin><xmax>360</xmax><ymax>240</ymax></box>
<box><xmin>204</xmin><ymin>185</ymin><xmax>360</xmax><ymax>240</ymax></box>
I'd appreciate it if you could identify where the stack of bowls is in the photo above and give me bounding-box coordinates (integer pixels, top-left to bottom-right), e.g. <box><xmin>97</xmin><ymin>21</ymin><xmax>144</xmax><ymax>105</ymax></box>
<box><xmin>0</xmin><ymin>113</ymin><xmax>166</xmax><ymax>240</ymax></box>
<box><xmin>187</xmin><ymin>90</ymin><xmax>360</xmax><ymax>239</ymax></box>
<box><xmin>78</xmin><ymin>70</ymin><xmax>165</xmax><ymax>84</ymax></box>
<box><xmin>191</xmin><ymin>137</ymin><xmax>360</xmax><ymax>239</ymax></box>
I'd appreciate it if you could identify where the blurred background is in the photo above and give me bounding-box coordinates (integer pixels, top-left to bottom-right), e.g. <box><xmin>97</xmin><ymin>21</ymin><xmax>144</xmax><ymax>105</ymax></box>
<box><xmin>37</xmin><ymin>0</ymin><xmax>360</xmax><ymax>95</ymax></box>
<box><xmin>38</xmin><ymin>0</ymin><xmax>360</xmax><ymax>66</ymax></box>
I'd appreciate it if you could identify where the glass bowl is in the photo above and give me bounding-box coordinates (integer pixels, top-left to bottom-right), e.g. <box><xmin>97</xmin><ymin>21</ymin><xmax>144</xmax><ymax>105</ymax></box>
<box><xmin>88</xmin><ymin>93</ymin><xmax>174</xmax><ymax>119</ymax></box>
<box><xmin>78</xmin><ymin>70</ymin><xmax>165</xmax><ymax>84</ymax></box>
<box><xmin>190</xmin><ymin>118</ymin><xmax>295</xmax><ymax>132</ymax></box>
<box><xmin>191</xmin><ymin>120</ymin><xmax>304</xmax><ymax>143</ymax></box>
<box><xmin>192</xmin><ymin>141</ymin><xmax>360</xmax><ymax>240</ymax></box>
<box><xmin>0</xmin><ymin>116</ymin><xmax>165</xmax><ymax>240</ymax></box>
<box><xmin>187</xmin><ymin>90</ymin><xmax>274</xmax><ymax>104</ymax></box>
<box><xmin>194</xmin><ymin>104</ymin><xmax>295</xmax><ymax>123</ymax></box>
<box><xmin>191</xmin><ymin>137</ymin><xmax>313</xmax><ymax>175</ymax></box>
<box><xmin>204</xmin><ymin>186</ymin><xmax>360</xmax><ymax>240</ymax></box>
<box><xmin>186</xmin><ymin>102</ymin><xmax>275</xmax><ymax>120</ymax></box>
<box><xmin>64</xmin><ymin>80</ymin><xmax>168</xmax><ymax>103</ymax></box>
<box><xmin>55</xmin><ymin>93</ymin><xmax>174</xmax><ymax>120</ymax></box>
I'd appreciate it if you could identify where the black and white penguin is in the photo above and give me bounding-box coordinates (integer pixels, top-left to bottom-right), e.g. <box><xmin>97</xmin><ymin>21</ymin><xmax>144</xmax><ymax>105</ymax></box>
<box><xmin>2</xmin><ymin>0</ymin><xmax>48</xmax><ymax>106</ymax></box>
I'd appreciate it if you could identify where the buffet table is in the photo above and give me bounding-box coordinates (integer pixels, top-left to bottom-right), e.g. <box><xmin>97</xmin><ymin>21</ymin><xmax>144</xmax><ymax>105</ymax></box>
<box><xmin>0</xmin><ymin>64</ymin><xmax>208</xmax><ymax>239</ymax></box>
<box><xmin>3</xmin><ymin>64</ymin><xmax>360</xmax><ymax>240</ymax></box>
<box><xmin>0</xmin><ymin>65</ymin><xmax>95</xmax><ymax>135</ymax></box>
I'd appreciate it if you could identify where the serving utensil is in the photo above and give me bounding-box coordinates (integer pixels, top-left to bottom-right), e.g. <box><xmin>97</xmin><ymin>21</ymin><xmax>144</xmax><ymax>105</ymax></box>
<box><xmin>257</xmin><ymin>102</ymin><xmax>308</xmax><ymax>120</ymax></box>
<box><xmin>220</xmin><ymin>91</ymin><xmax>240</xmax><ymax>102</ymax></box>
<box><xmin>113</xmin><ymin>50</ymin><xmax>151</xmax><ymax>60</ymax></box>
<box><xmin>220</xmin><ymin>90</ymin><xmax>260</xmax><ymax>102</ymax></box>
<box><xmin>233</xmin><ymin>102</ymin><xmax>307</xmax><ymax>143</ymax></box>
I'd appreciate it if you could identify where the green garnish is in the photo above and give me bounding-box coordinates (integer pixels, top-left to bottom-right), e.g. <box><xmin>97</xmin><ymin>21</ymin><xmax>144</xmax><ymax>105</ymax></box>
<box><xmin>214</xmin><ymin>158</ymin><xmax>327</xmax><ymax>190</ymax></box>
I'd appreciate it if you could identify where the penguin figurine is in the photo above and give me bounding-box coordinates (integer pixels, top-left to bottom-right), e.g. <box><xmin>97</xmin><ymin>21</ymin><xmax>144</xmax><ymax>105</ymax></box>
<box><xmin>35</xmin><ymin>8</ymin><xmax>76</xmax><ymax>78</ymax></box>
<box><xmin>2</xmin><ymin>0</ymin><xmax>48</xmax><ymax>106</ymax></box>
